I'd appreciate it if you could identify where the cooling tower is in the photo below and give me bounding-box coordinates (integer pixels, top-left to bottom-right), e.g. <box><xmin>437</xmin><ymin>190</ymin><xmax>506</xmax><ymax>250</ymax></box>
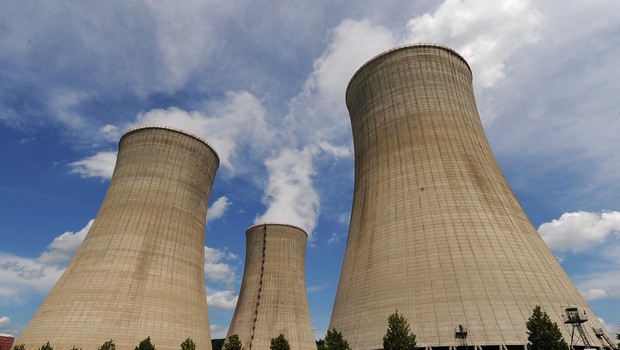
<box><xmin>226</xmin><ymin>223</ymin><xmax>315</xmax><ymax>350</ymax></box>
<box><xmin>18</xmin><ymin>126</ymin><xmax>219</xmax><ymax>350</ymax></box>
<box><xmin>329</xmin><ymin>44</ymin><xmax>608</xmax><ymax>349</ymax></box>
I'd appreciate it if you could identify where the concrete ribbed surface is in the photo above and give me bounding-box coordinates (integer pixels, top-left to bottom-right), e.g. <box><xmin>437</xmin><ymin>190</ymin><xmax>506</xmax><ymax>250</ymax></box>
<box><xmin>329</xmin><ymin>44</ymin><xmax>607</xmax><ymax>349</ymax></box>
<box><xmin>18</xmin><ymin>127</ymin><xmax>218</xmax><ymax>350</ymax></box>
<box><xmin>226</xmin><ymin>223</ymin><xmax>315</xmax><ymax>350</ymax></box>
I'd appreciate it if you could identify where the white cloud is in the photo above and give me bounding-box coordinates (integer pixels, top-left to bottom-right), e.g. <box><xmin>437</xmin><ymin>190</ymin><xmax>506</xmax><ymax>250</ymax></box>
<box><xmin>207</xmin><ymin>196</ymin><xmax>230</xmax><ymax>223</ymax></box>
<box><xmin>0</xmin><ymin>220</ymin><xmax>94</xmax><ymax>303</ymax></box>
<box><xmin>307</xmin><ymin>284</ymin><xmax>329</xmax><ymax>293</ymax></box>
<box><xmin>575</xmin><ymin>268</ymin><xmax>620</xmax><ymax>301</ymax></box>
<box><xmin>318</xmin><ymin>141</ymin><xmax>351</xmax><ymax>159</ymax></box>
<box><xmin>38</xmin><ymin>220</ymin><xmax>92</xmax><ymax>265</ymax></box>
<box><xmin>285</xmin><ymin>19</ymin><xmax>396</xmax><ymax>146</ymax></box>
<box><xmin>538</xmin><ymin>211</ymin><xmax>620</xmax><ymax>252</ymax></box>
<box><xmin>596</xmin><ymin>316</ymin><xmax>618</xmax><ymax>337</ymax></box>
<box><xmin>129</xmin><ymin>90</ymin><xmax>271</xmax><ymax>173</ymax></box>
<box><xmin>209</xmin><ymin>324</ymin><xmax>229</xmax><ymax>339</ymax></box>
<box><xmin>207</xmin><ymin>290</ymin><xmax>238</xmax><ymax>310</ymax></box>
<box><xmin>142</xmin><ymin>1</ymin><xmax>218</xmax><ymax>94</ymax></box>
<box><xmin>254</xmin><ymin>146</ymin><xmax>321</xmax><ymax>237</ymax></box>
<box><xmin>539</xmin><ymin>211</ymin><xmax>620</xmax><ymax>306</ymax></box>
<box><xmin>70</xmin><ymin>91</ymin><xmax>271</xmax><ymax>179</ymax></box>
<box><xmin>0</xmin><ymin>316</ymin><xmax>18</xmax><ymax>335</ymax></box>
<box><xmin>0</xmin><ymin>254</ymin><xmax>65</xmax><ymax>301</ymax></box>
<box><xmin>582</xmin><ymin>288</ymin><xmax>608</xmax><ymax>301</ymax></box>
<box><xmin>405</xmin><ymin>0</ymin><xmax>543</xmax><ymax>89</ymax></box>
<box><xmin>204</xmin><ymin>246</ymin><xmax>238</xmax><ymax>286</ymax></box>
<box><xmin>327</xmin><ymin>233</ymin><xmax>341</xmax><ymax>245</ymax></box>
<box><xmin>69</xmin><ymin>151</ymin><xmax>117</xmax><ymax>180</ymax></box>
<box><xmin>99</xmin><ymin>124</ymin><xmax>121</xmax><ymax>142</ymax></box>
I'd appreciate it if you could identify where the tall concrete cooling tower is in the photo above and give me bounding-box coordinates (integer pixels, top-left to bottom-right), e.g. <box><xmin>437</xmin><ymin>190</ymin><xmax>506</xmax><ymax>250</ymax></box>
<box><xmin>329</xmin><ymin>44</ymin><xmax>608</xmax><ymax>349</ymax></box>
<box><xmin>226</xmin><ymin>223</ymin><xmax>315</xmax><ymax>350</ymax></box>
<box><xmin>18</xmin><ymin>126</ymin><xmax>219</xmax><ymax>350</ymax></box>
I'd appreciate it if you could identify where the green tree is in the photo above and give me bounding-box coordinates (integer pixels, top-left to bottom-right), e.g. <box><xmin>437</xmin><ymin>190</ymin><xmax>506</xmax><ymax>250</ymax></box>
<box><xmin>98</xmin><ymin>340</ymin><xmax>116</xmax><ymax>350</ymax></box>
<box><xmin>616</xmin><ymin>327</ymin><xmax>619</xmax><ymax>348</ymax></box>
<box><xmin>382</xmin><ymin>310</ymin><xmax>417</xmax><ymax>350</ymax></box>
<box><xmin>526</xmin><ymin>305</ymin><xmax>569</xmax><ymax>350</ymax></box>
<box><xmin>222</xmin><ymin>335</ymin><xmax>244</xmax><ymax>350</ymax></box>
<box><xmin>135</xmin><ymin>337</ymin><xmax>156</xmax><ymax>350</ymax></box>
<box><xmin>316</xmin><ymin>339</ymin><xmax>326</xmax><ymax>350</ymax></box>
<box><xmin>270</xmin><ymin>334</ymin><xmax>290</xmax><ymax>350</ymax></box>
<box><xmin>180</xmin><ymin>338</ymin><xmax>195</xmax><ymax>350</ymax></box>
<box><xmin>37</xmin><ymin>343</ymin><xmax>53</xmax><ymax>350</ymax></box>
<box><xmin>13</xmin><ymin>345</ymin><xmax>26</xmax><ymax>350</ymax></box>
<box><xmin>324</xmin><ymin>329</ymin><xmax>351</xmax><ymax>350</ymax></box>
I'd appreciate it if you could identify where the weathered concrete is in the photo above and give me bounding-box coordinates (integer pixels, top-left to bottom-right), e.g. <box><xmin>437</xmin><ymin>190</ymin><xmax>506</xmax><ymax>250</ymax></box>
<box><xmin>227</xmin><ymin>223</ymin><xmax>315</xmax><ymax>350</ymax></box>
<box><xmin>18</xmin><ymin>126</ymin><xmax>219</xmax><ymax>350</ymax></box>
<box><xmin>329</xmin><ymin>44</ymin><xmax>607</xmax><ymax>349</ymax></box>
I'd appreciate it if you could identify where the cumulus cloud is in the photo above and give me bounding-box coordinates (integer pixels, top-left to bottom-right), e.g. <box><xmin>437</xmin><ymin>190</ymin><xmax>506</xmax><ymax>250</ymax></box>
<box><xmin>539</xmin><ymin>211</ymin><xmax>620</xmax><ymax>304</ymax></box>
<box><xmin>0</xmin><ymin>316</ymin><xmax>18</xmax><ymax>335</ymax></box>
<box><xmin>0</xmin><ymin>254</ymin><xmax>65</xmax><ymax>301</ymax></box>
<box><xmin>38</xmin><ymin>220</ymin><xmax>92</xmax><ymax>265</ymax></box>
<box><xmin>596</xmin><ymin>316</ymin><xmax>618</xmax><ymax>335</ymax></box>
<box><xmin>129</xmin><ymin>91</ymin><xmax>271</xmax><ymax>173</ymax></box>
<box><xmin>142</xmin><ymin>1</ymin><xmax>219</xmax><ymax>93</ymax></box>
<box><xmin>0</xmin><ymin>220</ymin><xmax>95</xmax><ymax>303</ymax></box>
<box><xmin>285</xmin><ymin>19</ymin><xmax>396</xmax><ymax>146</ymax></box>
<box><xmin>318</xmin><ymin>141</ymin><xmax>351</xmax><ymax>159</ymax></box>
<box><xmin>207</xmin><ymin>290</ymin><xmax>238</xmax><ymax>310</ymax></box>
<box><xmin>405</xmin><ymin>0</ymin><xmax>543</xmax><ymax>88</ymax></box>
<box><xmin>207</xmin><ymin>196</ymin><xmax>230</xmax><ymax>223</ymax></box>
<box><xmin>209</xmin><ymin>324</ymin><xmax>228</xmax><ymax>339</ymax></box>
<box><xmin>254</xmin><ymin>146</ymin><xmax>321</xmax><ymax>236</ymax></box>
<box><xmin>582</xmin><ymin>288</ymin><xmax>609</xmax><ymax>301</ymax></box>
<box><xmin>69</xmin><ymin>151</ymin><xmax>117</xmax><ymax>180</ymax></box>
<box><xmin>204</xmin><ymin>246</ymin><xmax>238</xmax><ymax>287</ymax></box>
<box><xmin>576</xmin><ymin>269</ymin><xmax>620</xmax><ymax>303</ymax></box>
<box><xmin>69</xmin><ymin>90</ymin><xmax>271</xmax><ymax>179</ymax></box>
<box><xmin>538</xmin><ymin>211</ymin><xmax>620</xmax><ymax>252</ymax></box>
<box><xmin>99</xmin><ymin>124</ymin><xmax>121</xmax><ymax>142</ymax></box>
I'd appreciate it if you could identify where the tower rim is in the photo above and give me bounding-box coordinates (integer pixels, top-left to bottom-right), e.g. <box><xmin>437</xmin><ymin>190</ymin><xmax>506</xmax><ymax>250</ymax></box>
<box><xmin>246</xmin><ymin>222</ymin><xmax>309</xmax><ymax>237</ymax></box>
<box><xmin>345</xmin><ymin>43</ymin><xmax>472</xmax><ymax>101</ymax></box>
<box><xmin>121</xmin><ymin>125</ymin><xmax>220</xmax><ymax>165</ymax></box>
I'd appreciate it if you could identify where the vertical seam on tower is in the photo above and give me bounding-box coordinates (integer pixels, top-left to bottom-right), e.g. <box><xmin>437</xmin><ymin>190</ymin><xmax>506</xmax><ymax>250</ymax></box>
<box><xmin>248</xmin><ymin>224</ymin><xmax>267</xmax><ymax>350</ymax></box>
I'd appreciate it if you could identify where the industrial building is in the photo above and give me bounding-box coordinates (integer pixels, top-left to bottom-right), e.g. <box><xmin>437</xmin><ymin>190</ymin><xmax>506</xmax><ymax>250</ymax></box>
<box><xmin>0</xmin><ymin>333</ymin><xmax>14</xmax><ymax>350</ymax></box>
<box><xmin>329</xmin><ymin>44</ymin><xmax>611</xmax><ymax>350</ymax></box>
<box><xmin>17</xmin><ymin>126</ymin><xmax>219</xmax><ymax>350</ymax></box>
<box><xmin>226</xmin><ymin>223</ymin><xmax>316</xmax><ymax>350</ymax></box>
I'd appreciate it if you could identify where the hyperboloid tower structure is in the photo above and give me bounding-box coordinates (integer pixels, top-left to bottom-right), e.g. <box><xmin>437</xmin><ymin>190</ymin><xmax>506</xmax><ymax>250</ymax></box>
<box><xmin>226</xmin><ymin>223</ymin><xmax>315</xmax><ymax>350</ymax></box>
<box><xmin>18</xmin><ymin>126</ymin><xmax>219</xmax><ymax>350</ymax></box>
<box><xmin>329</xmin><ymin>44</ymin><xmax>609</xmax><ymax>349</ymax></box>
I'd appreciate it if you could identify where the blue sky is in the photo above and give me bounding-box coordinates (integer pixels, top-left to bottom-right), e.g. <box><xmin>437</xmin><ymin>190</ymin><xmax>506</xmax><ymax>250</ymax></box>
<box><xmin>1</xmin><ymin>0</ymin><xmax>619</xmax><ymax>341</ymax></box>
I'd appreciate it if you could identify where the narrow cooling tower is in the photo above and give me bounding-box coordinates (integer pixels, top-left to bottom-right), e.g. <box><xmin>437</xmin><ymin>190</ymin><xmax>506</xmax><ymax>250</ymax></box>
<box><xmin>329</xmin><ymin>44</ymin><xmax>608</xmax><ymax>349</ymax></box>
<box><xmin>226</xmin><ymin>223</ymin><xmax>315</xmax><ymax>350</ymax></box>
<box><xmin>18</xmin><ymin>126</ymin><xmax>219</xmax><ymax>350</ymax></box>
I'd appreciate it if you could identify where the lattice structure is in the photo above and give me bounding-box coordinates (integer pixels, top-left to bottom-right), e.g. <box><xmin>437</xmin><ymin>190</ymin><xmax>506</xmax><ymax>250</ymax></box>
<box><xmin>226</xmin><ymin>223</ymin><xmax>315</xmax><ymax>350</ymax></box>
<box><xmin>18</xmin><ymin>126</ymin><xmax>219</xmax><ymax>350</ymax></box>
<box><xmin>329</xmin><ymin>44</ymin><xmax>608</xmax><ymax>349</ymax></box>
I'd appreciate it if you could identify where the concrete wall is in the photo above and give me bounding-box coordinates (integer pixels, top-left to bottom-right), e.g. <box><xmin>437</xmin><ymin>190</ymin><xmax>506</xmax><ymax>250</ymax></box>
<box><xmin>329</xmin><ymin>44</ymin><xmax>607</xmax><ymax>349</ymax></box>
<box><xmin>18</xmin><ymin>126</ymin><xmax>219</xmax><ymax>350</ymax></box>
<box><xmin>227</xmin><ymin>223</ymin><xmax>315</xmax><ymax>350</ymax></box>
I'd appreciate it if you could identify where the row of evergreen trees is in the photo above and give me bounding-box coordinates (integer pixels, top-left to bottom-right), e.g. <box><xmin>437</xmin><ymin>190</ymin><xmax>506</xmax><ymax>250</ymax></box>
<box><xmin>219</xmin><ymin>311</ymin><xmax>417</xmax><ymax>350</ymax></box>
<box><xmin>316</xmin><ymin>306</ymin><xmax>620</xmax><ymax>350</ymax></box>
<box><xmin>9</xmin><ymin>337</ymin><xmax>196</xmax><ymax>350</ymax></box>
<box><xmin>8</xmin><ymin>308</ymin><xmax>620</xmax><ymax>350</ymax></box>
